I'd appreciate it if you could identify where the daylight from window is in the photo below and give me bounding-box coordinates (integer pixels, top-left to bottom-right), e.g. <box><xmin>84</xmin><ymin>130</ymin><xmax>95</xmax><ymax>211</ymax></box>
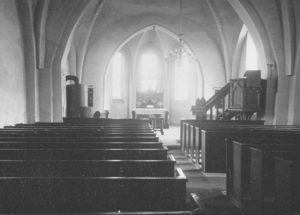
<box><xmin>111</xmin><ymin>52</ymin><xmax>124</xmax><ymax>99</ymax></box>
<box><xmin>139</xmin><ymin>53</ymin><xmax>160</xmax><ymax>92</ymax></box>
<box><xmin>174</xmin><ymin>57</ymin><xmax>191</xmax><ymax>100</ymax></box>
<box><xmin>245</xmin><ymin>33</ymin><xmax>259</xmax><ymax>70</ymax></box>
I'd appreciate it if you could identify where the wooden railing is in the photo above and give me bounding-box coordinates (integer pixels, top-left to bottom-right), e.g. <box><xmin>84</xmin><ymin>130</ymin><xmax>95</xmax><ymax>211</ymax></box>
<box><xmin>205</xmin><ymin>83</ymin><xmax>231</xmax><ymax>120</ymax></box>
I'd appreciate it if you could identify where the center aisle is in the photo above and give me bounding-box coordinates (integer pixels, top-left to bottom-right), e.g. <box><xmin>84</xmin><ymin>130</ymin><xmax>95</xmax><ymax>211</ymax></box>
<box><xmin>158</xmin><ymin>126</ymin><xmax>241</xmax><ymax>215</ymax></box>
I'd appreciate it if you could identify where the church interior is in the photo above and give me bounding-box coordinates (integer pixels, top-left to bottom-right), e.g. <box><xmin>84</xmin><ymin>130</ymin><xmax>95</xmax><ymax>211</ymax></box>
<box><xmin>0</xmin><ymin>0</ymin><xmax>300</xmax><ymax>214</ymax></box>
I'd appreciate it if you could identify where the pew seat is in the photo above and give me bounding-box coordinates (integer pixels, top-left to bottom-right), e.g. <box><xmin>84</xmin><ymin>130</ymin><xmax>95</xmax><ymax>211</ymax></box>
<box><xmin>0</xmin><ymin>141</ymin><xmax>164</xmax><ymax>149</ymax></box>
<box><xmin>0</xmin><ymin>158</ymin><xmax>176</xmax><ymax>177</ymax></box>
<box><xmin>0</xmin><ymin>136</ymin><xmax>159</xmax><ymax>142</ymax></box>
<box><xmin>0</xmin><ymin>168</ymin><xmax>187</xmax><ymax>213</ymax></box>
<box><xmin>0</xmin><ymin>148</ymin><xmax>168</xmax><ymax>160</ymax></box>
<box><xmin>0</xmin><ymin>132</ymin><xmax>156</xmax><ymax>137</ymax></box>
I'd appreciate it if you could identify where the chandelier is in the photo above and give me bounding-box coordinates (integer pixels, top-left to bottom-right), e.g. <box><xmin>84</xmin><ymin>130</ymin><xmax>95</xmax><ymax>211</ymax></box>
<box><xmin>168</xmin><ymin>0</ymin><xmax>195</xmax><ymax>61</ymax></box>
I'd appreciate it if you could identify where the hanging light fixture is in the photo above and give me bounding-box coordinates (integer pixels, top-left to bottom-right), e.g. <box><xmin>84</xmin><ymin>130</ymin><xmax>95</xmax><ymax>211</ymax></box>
<box><xmin>168</xmin><ymin>0</ymin><xmax>195</xmax><ymax>61</ymax></box>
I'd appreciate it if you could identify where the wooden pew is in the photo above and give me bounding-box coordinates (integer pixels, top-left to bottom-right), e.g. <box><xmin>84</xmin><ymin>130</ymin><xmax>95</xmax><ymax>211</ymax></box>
<box><xmin>0</xmin><ymin>123</ymin><xmax>154</xmax><ymax>132</ymax></box>
<box><xmin>0</xmin><ymin>168</ymin><xmax>187</xmax><ymax>213</ymax></box>
<box><xmin>250</xmin><ymin>146</ymin><xmax>300</xmax><ymax>215</ymax></box>
<box><xmin>202</xmin><ymin>128</ymin><xmax>300</xmax><ymax>173</ymax></box>
<box><xmin>180</xmin><ymin>120</ymin><xmax>197</xmax><ymax>149</ymax></box>
<box><xmin>0</xmin><ymin>136</ymin><xmax>160</xmax><ymax>142</ymax></box>
<box><xmin>0</xmin><ymin>132</ymin><xmax>156</xmax><ymax>137</ymax></box>
<box><xmin>12</xmin><ymin>123</ymin><xmax>152</xmax><ymax>129</ymax></box>
<box><xmin>10</xmin><ymin>123</ymin><xmax>151</xmax><ymax>127</ymax></box>
<box><xmin>180</xmin><ymin>120</ymin><xmax>265</xmax><ymax>167</ymax></box>
<box><xmin>180</xmin><ymin>120</ymin><xmax>264</xmax><ymax>151</ymax></box>
<box><xmin>4</xmin><ymin>123</ymin><xmax>153</xmax><ymax>129</ymax></box>
<box><xmin>0</xmin><ymin>159</ymin><xmax>176</xmax><ymax>177</ymax></box>
<box><xmin>0</xmin><ymin>141</ymin><xmax>164</xmax><ymax>149</ymax></box>
<box><xmin>0</xmin><ymin>148</ymin><xmax>168</xmax><ymax>160</ymax></box>
<box><xmin>0</xmin><ymin>120</ymin><xmax>190</xmax><ymax>213</ymax></box>
<box><xmin>228</xmin><ymin>140</ymin><xmax>300</xmax><ymax>210</ymax></box>
<box><xmin>62</xmin><ymin>117</ymin><xmax>151</xmax><ymax>125</ymax></box>
<box><xmin>274</xmin><ymin>155</ymin><xmax>300</xmax><ymax>215</ymax></box>
<box><xmin>1</xmin><ymin>123</ymin><xmax>156</xmax><ymax>138</ymax></box>
<box><xmin>0</xmin><ymin>128</ymin><xmax>154</xmax><ymax>133</ymax></box>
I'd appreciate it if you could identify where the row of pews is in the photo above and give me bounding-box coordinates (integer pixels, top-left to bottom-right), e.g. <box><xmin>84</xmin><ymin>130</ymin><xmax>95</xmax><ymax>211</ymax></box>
<box><xmin>0</xmin><ymin>118</ymin><xmax>191</xmax><ymax>214</ymax></box>
<box><xmin>180</xmin><ymin>119</ymin><xmax>300</xmax><ymax>215</ymax></box>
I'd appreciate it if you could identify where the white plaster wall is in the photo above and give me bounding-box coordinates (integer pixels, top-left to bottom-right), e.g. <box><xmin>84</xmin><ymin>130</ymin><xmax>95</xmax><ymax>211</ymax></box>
<box><xmin>241</xmin><ymin>0</ymin><xmax>300</xmax><ymax>124</ymax></box>
<box><xmin>20</xmin><ymin>0</ymin><xmax>300</xmax><ymax>125</ymax></box>
<box><xmin>82</xmin><ymin>0</ymin><xmax>243</xmax><ymax>120</ymax></box>
<box><xmin>0</xmin><ymin>0</ymin><xmax>26</xmax><ymax>127</ymax></box>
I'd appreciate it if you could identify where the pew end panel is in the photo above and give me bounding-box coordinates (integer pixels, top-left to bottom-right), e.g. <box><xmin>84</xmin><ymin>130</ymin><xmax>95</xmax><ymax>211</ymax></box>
<box><xmin>201</xmin><ymin>130</ymin><xmax>229</xmax><ymax>173</ymax></box>
<box><xmin>0</xmin><ymin>168</ymin><xmax>188</xmax><ymax>213</ymax></box>
<box><xmin>227</xmin><ymin>138</ymin><xmax>300</xmax><ymax>211</ymax></box>
<box><xmin>274</xmin><ymin>155</ymin><xmax>300</xmax><ymax>215</ymax></box>
<box><xmin>250</xmin><ymin>147</ymin><xmax>300</xmax><ymax>215</ymax></box>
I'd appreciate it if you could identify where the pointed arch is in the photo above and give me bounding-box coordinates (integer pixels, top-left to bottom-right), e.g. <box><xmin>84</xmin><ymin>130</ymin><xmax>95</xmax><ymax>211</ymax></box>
<box><xmin>228</xmin><ymin>0</ymin><xmax>277</xmax><ymax>124</ymax></box>
<box><xmin>104</xmin><ymin>24</ymin><xmax>204</xmax><ymax>104</ymax></box>
<box><xmin>104</xmin><ymin>24</ymin><xmax>204</xmax><ymax>121</ymax></box>
<box><xmin>104</xmin><ymin>24</ymin><xmax>200</xmax><ymax>80</ymax></box>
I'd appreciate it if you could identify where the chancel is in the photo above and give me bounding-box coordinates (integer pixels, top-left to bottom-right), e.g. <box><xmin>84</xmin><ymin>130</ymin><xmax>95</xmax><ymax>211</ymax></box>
<box><xmin>1</xmin><ymin>0</ymin><xmax>300</xmax><ymax>214</ymax></box>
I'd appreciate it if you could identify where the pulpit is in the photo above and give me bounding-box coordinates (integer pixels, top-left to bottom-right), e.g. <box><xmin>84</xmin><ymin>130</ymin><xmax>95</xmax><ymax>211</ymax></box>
<box><xmin>228</xmin><ymin>70</ymin><xmax>265</xmax><ymax>119</ymax></box>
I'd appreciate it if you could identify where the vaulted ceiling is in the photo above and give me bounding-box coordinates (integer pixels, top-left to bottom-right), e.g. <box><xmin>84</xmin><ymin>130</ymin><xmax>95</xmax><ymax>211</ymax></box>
<box><xmin>14</xmin><ymin>0</ymin><xmax>300</xmax><ymax>124</ymax></box>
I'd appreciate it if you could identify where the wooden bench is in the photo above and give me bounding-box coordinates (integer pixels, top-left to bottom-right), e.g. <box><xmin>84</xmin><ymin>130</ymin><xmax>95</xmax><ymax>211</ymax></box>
<box><xmin>228</xmin><ymin>140</ymin><xmax>300</xmax><ymax>209</ymax></box>
<box><xmin>0</xmin><ymin>120</ymin><xmax>190</xmax><ymax>213</ymax></box>
<box><xmin>0</xmin><ymin>158</ymin><xmax>176</xmax><ymax>177</ymax></box>
<box><xmin>180</xmin><ymin>120</ymin><xmax>264</xmax><ymax>151</ymax></box>
<box><xmin>202</xmin><ymin>128</ymin><xmax>300</xmax><ymax>172</ymax></box>
<box><xmin>0</xmin><ymin>147</ymin><xmax>168</xmax><ymax>160</ymax></box>
<box><xmin>13</xmin><ymin>122</ymin><xmax>151</xmax><ymax>126</ymax></box>
<box><xmin>180</xmin><ymin>121</ymin><xmax>265</xmax><ymax>167</ymax></box>
<box><xmin>274</xmin><ymin>155</ymin><xmax>300</xmax><ymax>215</ymax></box>
<box><xmin>0</xmin><ymin>132</ymin><xmax>157</xmax><ymax>137</ymax></box>
<box><xmin>0</xmin><ymin>136</ymin><xmax>160</xmax><ymax>142</ymax></box>
<box><xmin>0</xmin><ymin>128</ymin><xmax>154</xmax><ymax>133</ymax></box>
<box><xmin>0</xmin><ymin>141</ymin><xmax>164</xmax><ymax>149</ymax></box>
<box><xmin>62</xmin><ymin>117</ymin><xmax>151</xmax><ymax>125</ymax></box>
<box><xmin>12</xmin><ymin>123</ymin><xmax>152</xmax><ymax>129</ymax></box>
<box><xmin>249</xmin><ymin>146</ymin><xmax>300</xmax><ymax>214</ymax></box>
<box><xmin>0</xmin><ymin>125</ymin><xmax>155</xmax><ymax>134</ymax></box>
<box><xmin>0</xmin><ymin>168</ymin><xmax>187</xmax><ymax>213</ymax></box>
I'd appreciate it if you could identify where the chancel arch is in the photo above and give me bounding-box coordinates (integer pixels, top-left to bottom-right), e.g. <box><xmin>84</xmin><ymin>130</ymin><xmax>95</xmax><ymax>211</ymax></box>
<box><xmin>104</xmin><ymin>25</ymin><xmax>203</xmax><ymax>124</ymax></box>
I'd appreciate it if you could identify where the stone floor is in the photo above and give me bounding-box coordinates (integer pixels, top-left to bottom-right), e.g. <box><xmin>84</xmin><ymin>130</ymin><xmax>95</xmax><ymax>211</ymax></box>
<box><xmin>158</xmin><ymin>126</ymin><xmax>241</xmax><ymax>215</ymax></box>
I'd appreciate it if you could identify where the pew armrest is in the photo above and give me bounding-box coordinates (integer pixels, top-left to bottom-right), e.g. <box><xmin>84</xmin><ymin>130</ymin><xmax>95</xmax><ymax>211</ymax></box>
<box><xmin>176</xmin><ymin>168</ymin><xmax>187</xmax><ymax>179</ymax></box>
<box><xmin>168</xmin><ymin>154</ymin><xmax>176</xmax><ymax>162</ymax></box>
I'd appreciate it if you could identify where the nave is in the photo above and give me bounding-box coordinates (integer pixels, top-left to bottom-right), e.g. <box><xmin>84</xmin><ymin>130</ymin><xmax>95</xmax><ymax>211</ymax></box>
<box><xmin>1</xmin><ymin>118</ymin><xmax>299</xmax><ymax>214</ymax></box>
<box><xmin>1</xmin><ymin>0</ymin><xmax>300</xmax><ymax>214</ymax></box>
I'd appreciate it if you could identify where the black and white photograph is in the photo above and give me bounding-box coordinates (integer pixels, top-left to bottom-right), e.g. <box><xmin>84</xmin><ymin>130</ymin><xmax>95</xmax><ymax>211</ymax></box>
<box><xmin>0</xmin><ymin>0</ymin><xmax>299</xmax><ymax>214</ymax></box>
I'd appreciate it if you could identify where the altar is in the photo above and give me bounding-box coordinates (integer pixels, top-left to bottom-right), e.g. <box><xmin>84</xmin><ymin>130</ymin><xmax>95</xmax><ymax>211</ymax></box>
<box><xmin>132</xmin><ymin>108</ymin><xmax>169</xmax><ymax>130</ymax></box>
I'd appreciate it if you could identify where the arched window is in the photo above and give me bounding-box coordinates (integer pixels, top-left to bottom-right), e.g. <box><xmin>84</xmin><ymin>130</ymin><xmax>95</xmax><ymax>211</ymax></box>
<box><xmin>138</xmin><ymin>53</ymin><xmax>161</xmax><ymax>92</ymax></box>
<box><xmin>245</xmin><ymin>32</ymin><xmax>259</xmax><ymax>70</ymax></box>
<box><xmin>111</xmin><ymin>52</ymin><xmax>124</xmax><ymax>99</ymax></box>
<box><xmin>174</xmin><ymin>57</ymin><xmax>192</xmax><ymax>100</ymax></box>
